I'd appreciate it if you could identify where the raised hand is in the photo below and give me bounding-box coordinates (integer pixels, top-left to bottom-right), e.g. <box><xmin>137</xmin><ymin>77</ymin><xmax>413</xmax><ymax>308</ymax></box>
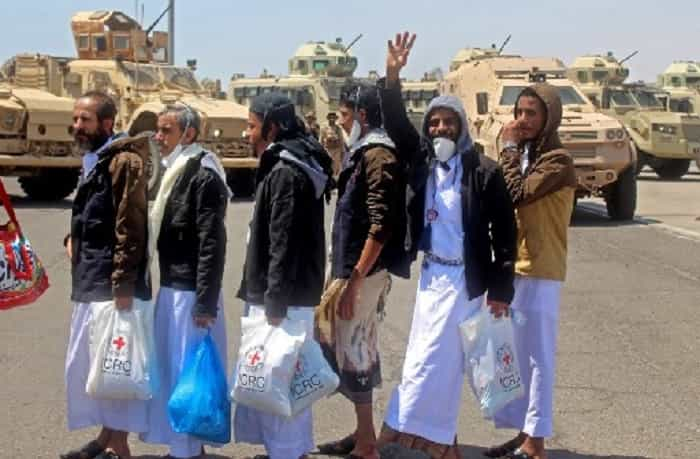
<box><xmin>386</xmin><ymin>31</ymin><xmax>417</xmax><ymax>83</ymax></box>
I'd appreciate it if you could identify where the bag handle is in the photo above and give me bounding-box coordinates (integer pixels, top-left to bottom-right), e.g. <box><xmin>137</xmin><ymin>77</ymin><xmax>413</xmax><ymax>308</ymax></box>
<box><xmin>0</xmin><ymin>179</ymin><xmax>22</xmax><ymax>235</ymax></box>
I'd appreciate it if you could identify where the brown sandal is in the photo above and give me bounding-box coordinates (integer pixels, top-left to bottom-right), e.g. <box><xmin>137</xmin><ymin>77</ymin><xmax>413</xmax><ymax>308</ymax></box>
<box><xmin>60</xmin><ymin>440</ymin><xmax>105</xmax><ymax>459</ymax></box>
<box><xmin>483</xmin><ymin>436</ymin><xmax>525</xmax><ymax>457</ymax></box>
<box><xmin>317</xmin><ymin>434</ymin><xmax>356</xmax><ymax>455</ymax></box>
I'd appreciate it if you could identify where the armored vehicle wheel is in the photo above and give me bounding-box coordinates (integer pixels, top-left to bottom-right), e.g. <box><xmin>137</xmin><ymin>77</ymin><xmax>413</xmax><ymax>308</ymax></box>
<box><xmin>635</xmin><ymin>150</ymin><xmax>651</xmax><ymax>175</ymax></box>
<box><xmin>227</xmin><ymin>169</ymin><xmax>256</xmax><ymax>198</ymax></box>
<box><xmin>605</xmin><ymin>166</ymin><xmax>636</xmax><ymax>221</ymax></box>
<box><xmin>19</xmin><ymin>169</ymin><xmax>80</xmax><ymax>201</ymax></box>
<box><xmin>652</xmin><ymin>158</ymin><xmax>690</xmax><ymax>180</ymax></box>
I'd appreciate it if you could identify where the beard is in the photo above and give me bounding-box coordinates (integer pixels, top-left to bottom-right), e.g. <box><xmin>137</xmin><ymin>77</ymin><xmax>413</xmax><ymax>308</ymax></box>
<box><xmin>74</xmin><ymin>127</ymin><xmax>110</xmax><ymax>153</ymax></box>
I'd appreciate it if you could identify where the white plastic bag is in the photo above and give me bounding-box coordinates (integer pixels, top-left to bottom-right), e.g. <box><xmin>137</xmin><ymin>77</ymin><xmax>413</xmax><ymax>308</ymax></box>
<box><xmin>86</xmin><ymin>298</ymin><xmax>156</xmax><ymax>400</ymax></box>
<box><xmin>460</xmin><ymin>308</ymin><xmax>524</xmax><ymax>418</ymax></box>
<box><xmin>290</xmin><ymin>338</ymin><xmax>340</xmax><ymax>416</ymax></box>
<box><xmin>231</xmin><ymin>314</ymin><xmax>306</xmax><ymax>417</ymax></box>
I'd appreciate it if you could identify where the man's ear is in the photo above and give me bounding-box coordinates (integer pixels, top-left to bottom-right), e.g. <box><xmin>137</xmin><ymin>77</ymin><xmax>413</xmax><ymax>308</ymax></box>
<box><xmin>266</xmin><ymin>122</ymin><xmax>280</xmax><ymax>142</ymax></box>
<box><xmin>184</xmin><ymin>126</ymin><xmax>197</xmax><ymax>143</ymax></box>
<box><xmin>100</xmin><ymin>118</ymin><xmax>114</xmax><ymax>133</ymax></box>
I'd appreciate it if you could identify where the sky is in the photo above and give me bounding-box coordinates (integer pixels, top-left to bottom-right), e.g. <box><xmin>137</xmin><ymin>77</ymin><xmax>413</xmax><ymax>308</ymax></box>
<box><xmin>2</xmin><ymin>0</ymin><xmax>698</xmax><ymax>85</ymax></box>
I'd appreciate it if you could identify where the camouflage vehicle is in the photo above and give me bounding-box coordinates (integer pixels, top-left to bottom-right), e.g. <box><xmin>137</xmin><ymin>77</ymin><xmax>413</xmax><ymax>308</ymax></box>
<box><xmin>0</xmin><ymin>61</ymin><xmax>78</xmax><ymax>200</ymax></box>
<box><xmin>229</xmin><ymin>38</ymin><xmax>361</xmax><ymax>122</ymax></box>
<box><xmin>443</xmin><ymin>49</ymin><xmax>637</xmax><ymax>220</ymax></box>
<box><xmin>568</xmin><ymin>53</ymin><xmax>700</xmax><ymax>179</ymax></box>
<box><xmin>657</xmin><ymin>61</ymin><xmax>700</xmax><ymax>169</ymax></box>
<box><xmin>5</xmin><ymin>10</ymin><xmax>254</xmax><ymax>197</ymax></box>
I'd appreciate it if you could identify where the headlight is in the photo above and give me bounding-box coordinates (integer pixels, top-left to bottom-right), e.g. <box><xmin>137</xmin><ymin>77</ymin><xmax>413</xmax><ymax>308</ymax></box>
<box><xmin>652</xmin><ymin>124</ymin><xmax>677</xmax><ymax>135</ymax></box>
<box><xmin>606</xmin><ymin>129</ymin><xmax>625</xmax><ymax>140</ymax></box>
<box><xmin>3</xmin><ymin>111</ymin><xmax>16</xmax><ymax>129</ymax></box>
<box><xmin>213</xmin><ymin>128</ymin><xmax>223</xmax><ymax>138</ymax></box>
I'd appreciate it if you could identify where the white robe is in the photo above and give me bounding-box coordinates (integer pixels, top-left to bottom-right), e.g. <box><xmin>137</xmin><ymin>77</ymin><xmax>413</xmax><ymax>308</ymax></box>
<box><xmin>234</xmin><ymin>304</ymin><xmax>315</xmax><ymax>459</ymax></box>
<box><xmin>65</xmin><ymin>302</ymin><xmax>148</xmax><ymax>433</ymax></box>
<box><xmin>384</xmin><ymin>154</ymin><xmax>483</xmax><ymax>445</ymax></box>
<box><xmin>493</xmin><ymin>276</ymin><xmax>561</xmax><ymax>438</ymax></box>
<box><xmin>140</xmin><ymin>287</ymin><xmax>228</xmax><ymax>458</ymax></box>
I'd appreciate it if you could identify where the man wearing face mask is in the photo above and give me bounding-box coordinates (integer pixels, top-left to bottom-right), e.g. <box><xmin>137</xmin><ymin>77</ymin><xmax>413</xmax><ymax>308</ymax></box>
<box><xmin>372</xmin><ymin>33</ymin><xmax>517</xmax><ymax>459</ymax></box>
<box><xmin>62</xmin><ymin>91</ymin><xmax>151</xmax><ymax>459</ymax></box>
<box><xmin>236</xmin><ymin>93</ymin><xmax>333</xmax><ymax>459</ymax></box>
<box><xmin>487</xmin><ymin>86</ymin><xmax>576</xmax><ymax>459</ymax></box>
<box><xmin>141</xmin><ymin>105</ymin><xmax>230</xmax><ymax>459</ymax></box>
<box><xmin>315</xmin><ymin>83</ymin><xmax>409</xmax><ymax>459</ymax></box>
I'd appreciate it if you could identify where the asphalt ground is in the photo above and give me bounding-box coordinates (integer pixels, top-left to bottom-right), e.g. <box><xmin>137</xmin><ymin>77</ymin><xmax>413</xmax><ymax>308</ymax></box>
<box><xmin>1</xmin><ymin>165</ymin><xmax>698</xmax><ymax>459</ymax></box>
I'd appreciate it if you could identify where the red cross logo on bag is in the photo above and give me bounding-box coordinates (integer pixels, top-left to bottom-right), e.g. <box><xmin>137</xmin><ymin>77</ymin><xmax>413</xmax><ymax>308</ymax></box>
<box><xmin>244</xmin><ymin>345</ymin><xmax>266</xmax><ymax>371</ymax></box>
<box><xmin>496</xmin><ymin>344</ymin><xmax>514</xmax><ymax>372</ymax></box>
<box><xmin>113</xmin><ymin>336</ymin><xmax>126</xmax><ymax>351</ymax></box>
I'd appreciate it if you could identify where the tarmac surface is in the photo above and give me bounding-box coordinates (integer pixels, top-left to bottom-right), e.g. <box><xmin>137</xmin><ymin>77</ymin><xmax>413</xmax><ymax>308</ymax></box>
<box><xmin>1</xmin><ymin>165</ymin><xmax>699</xmax><ymax>459</ymax></box>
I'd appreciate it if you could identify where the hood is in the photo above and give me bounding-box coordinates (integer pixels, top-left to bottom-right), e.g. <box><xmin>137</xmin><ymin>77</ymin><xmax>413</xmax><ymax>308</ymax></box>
<box><xmin>349</xmin><ymin>128</ymin><xmax>396</xmax><ymax>155</ymax></box>
<box><xmin>421</xmin><ymin>95</ymin><xmax>473</xmax><ymax>154</ymax></box>
<box><xmin>103</xmin><ymin>131</ymin><xmax>151</xmax><ymax>162</ymax></box>
<box><xmin>514</xmin><ymin>83</ymin><xmax>564</xmax><ymax>154</ymax></box>
<box><xmin>258</xmin><ymin>134</ymin><xmax>333</xmax><ymax>199</ymax></box>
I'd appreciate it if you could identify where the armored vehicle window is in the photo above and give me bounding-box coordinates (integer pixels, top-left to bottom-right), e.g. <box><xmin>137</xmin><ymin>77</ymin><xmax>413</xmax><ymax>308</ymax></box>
<box><xmin>686</xmin><ymin>77</ymin><xmax>700</xmax><ymax>87</ymax></box>
<box><xmin>297</xmin><ymin>61</ymin><xmax>308</xmax><ymax>75</ymax></box>
<box><xmin>121</xmin><ymin>63</ymin><xmax>158</xmax><ymax>89</ymax></box>
<box><xmin>577</xmin><ymin>71</ymin><xmax>589</xmax><ymax>83</ymax></box>
<box><xmin>113</xmin><ymin>35</ymin><xmax>130</xmax><ymax>50</ymax></box>
<box><xmin>633</xmin><ymin>91</ymin><xmax>662</xmax><ymax>108</ymax></box>
<box><xmin>161</xmin><ymin>67</ymin><xmax>201</xmax><ymax>92</ymax></box>
<box><xmin>592</xmin><ymin>70</ymin><xmax>608</xmax><ymax>82</ymax></box>
<box><xmin>500</xmin><ymin>86</ymin><xmax>586</xmax><ymax>106</ymax></box>
<box><xmin>671</xmin><ymin>77</ymin><xmax>682</xmax><ymax>87</ymax></box>
<box><xmin>609</xmin><ymin>90</ymin><xmax>636</xmax><ymax>107</ymax></box>
<box><xmin>670</xmin><ymin>98</ymin><xmax>694</xmax><ymax>114</ymax></box>
<box><xmin>93</xmin><ymin>35</ymin><xmax>107</xmax><ymax>52</ymax></box>
<box><xmin>77</xmin><ymin>34</ymin><xmax>90</xmax><ymax>50</ymax></box>
<box><xmin>313</xmin><ymin>60</ymin><xmax>329</xmax><ymax>72</ymax></box>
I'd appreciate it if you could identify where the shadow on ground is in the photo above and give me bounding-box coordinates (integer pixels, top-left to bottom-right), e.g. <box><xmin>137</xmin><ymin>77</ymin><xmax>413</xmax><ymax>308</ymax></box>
<box><xmin>372</xmin><ymin>443</ymin><xmax>653</xmax><ymax>459</ymax></box>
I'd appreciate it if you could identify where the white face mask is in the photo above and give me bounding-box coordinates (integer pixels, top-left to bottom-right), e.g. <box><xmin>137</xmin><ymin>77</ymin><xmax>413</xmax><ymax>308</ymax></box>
<box><xmin>345</xmin><ymin>119</ymin><xmax>362</xmax><ymax>148</ymax></box>
<box><xmin>433</xmin><ymin>137</ymin><xmax>457</xmax><ymax>163</ymax></box>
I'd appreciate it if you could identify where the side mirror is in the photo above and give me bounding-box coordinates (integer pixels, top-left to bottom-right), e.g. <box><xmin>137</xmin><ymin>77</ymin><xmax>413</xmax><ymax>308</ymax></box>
<box><xmin>476</xmin><ymin>92</ymin><xmax>489</xmax><ymax>115</ymax></box>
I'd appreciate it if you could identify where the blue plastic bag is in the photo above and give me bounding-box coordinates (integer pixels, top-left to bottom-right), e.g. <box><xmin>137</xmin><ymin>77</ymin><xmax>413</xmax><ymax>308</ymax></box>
<box><xmin>168</xmin><ymin>333</ymin><xmax>231</xmax><ymax>444</ymax></box>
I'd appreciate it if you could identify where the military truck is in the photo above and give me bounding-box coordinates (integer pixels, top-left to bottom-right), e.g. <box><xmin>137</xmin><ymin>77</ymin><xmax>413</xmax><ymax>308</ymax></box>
<box><xmin>5</xmin><ymin>10</ymin><xmax>255</xmax><ymax>197</ymax></box>
<box><xmin>443</xmin><ymin>50</ymin><xmax>637</xmax><ymax>220</ymax></box>
<box><xmin>0</xmin><ymin>61</ymin><xmax>78</xmax><ymax>200</ymax></box>
<box><xmin>568</xmin><ymin>53</ymin><xmax>700</xmax><ymax>179</ymax></box>
<box><xmin>230</xmin><ymin>38</ymin><xmax>361</xmax><ymax>122</ymax></box>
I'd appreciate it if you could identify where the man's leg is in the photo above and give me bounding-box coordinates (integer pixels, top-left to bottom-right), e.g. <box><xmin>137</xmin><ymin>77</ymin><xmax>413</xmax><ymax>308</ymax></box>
<box><xmin>103</xmin><ymin>430</ymin><xmax>131</xmax><ymax>459</ymax></box>
<box><xmin>351</xmin><ymin>402</ymin><xmax>378</xmax><ymax>458</ymax></box>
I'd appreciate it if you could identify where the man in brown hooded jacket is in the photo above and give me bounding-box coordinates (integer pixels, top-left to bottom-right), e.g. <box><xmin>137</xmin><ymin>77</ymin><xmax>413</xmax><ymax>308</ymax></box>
<box><xmin>487</xmin><ymin>84</ymin><xmax>576</xmax><ymax>459</ymax></box>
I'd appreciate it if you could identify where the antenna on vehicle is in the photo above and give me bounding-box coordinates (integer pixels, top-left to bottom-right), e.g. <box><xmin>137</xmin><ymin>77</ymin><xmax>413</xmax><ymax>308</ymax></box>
<box><xmin>144</xmin><ymin>3</ymin><xmax>171</xmax><ymax>36</ymax></box>
<box><xmin>343</xmin><ymin>34</ymin><xmax>363</xmax><ymax>53</ymax></box>
<box><xmin>498</xmin><ymin>34</ymin><xmax>512</xmax><ymax>55</ymax></box>
<box><xmin>618</xmin><ymin>50</ymin><xmax>639</xmax><ymax>66</ymax></box>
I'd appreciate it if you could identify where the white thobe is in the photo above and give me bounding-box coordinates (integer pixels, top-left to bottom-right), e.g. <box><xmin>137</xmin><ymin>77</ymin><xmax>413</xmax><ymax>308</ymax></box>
<box><xmin>384</xmin><ymin>154</ymin><xmax>484</xmax><ymax>445</ymax></box>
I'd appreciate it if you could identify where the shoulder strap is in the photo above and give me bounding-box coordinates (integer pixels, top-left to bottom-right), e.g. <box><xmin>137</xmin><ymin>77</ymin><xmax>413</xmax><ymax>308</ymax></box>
<box><xmin>0</xmin><ymin>179</ymin><xmax>21</xmax><ymax>235</ymax></box>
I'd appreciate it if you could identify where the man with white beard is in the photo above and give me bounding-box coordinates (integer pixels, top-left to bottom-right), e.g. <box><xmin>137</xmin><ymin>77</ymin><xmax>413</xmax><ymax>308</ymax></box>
<box><xmin>141</xmin><ymin>105</ymin><xmax>230</xmax><ymax>459</ymax></box>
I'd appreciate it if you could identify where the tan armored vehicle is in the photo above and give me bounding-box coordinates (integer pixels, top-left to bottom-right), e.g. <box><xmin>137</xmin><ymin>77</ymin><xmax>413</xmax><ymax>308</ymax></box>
<box><xmin>401</xmin><ymin>73</ymin><xmax>440</xmax><ymax>130</ymax></box>
<box><xmin>568</xmin><ymin>53</ymin><xmax>700</xmax><ymax>179</ymax></box>
<box><xmin>444</xmin><ymin>49</ymin><xmax>637</xmax><ymax>220</ymax></box>
<box><xmin>6</xmin><ymin>10</ymin><xmax>254</xmax><ymax>197</ymax></box>
<box><xmin>0</xmin><ymin>61</ymin><xmax>78</xmax><ymax>200</ymax></box>
<box><xmin>230</xmin><ymin>38</ymin><xmax>360</xmax><ymax>123</ymax></box>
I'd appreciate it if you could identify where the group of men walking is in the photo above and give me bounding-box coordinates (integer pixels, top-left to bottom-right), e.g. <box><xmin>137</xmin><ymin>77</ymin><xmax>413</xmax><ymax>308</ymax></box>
<box><xmin>61</xmin><ymin>32</ymin><xmax>575</xmax><ymax>459</ymax></box>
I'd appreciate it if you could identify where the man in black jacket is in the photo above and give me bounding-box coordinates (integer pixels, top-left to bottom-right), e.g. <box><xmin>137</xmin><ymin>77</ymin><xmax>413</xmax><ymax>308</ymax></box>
<box><xmin>235</xmin><ymin>93</ymin><xmax>332</xmax><ymax>459</ymax></box>
<box><xmin>374</xmin><ymin>33</ymin><xmax>517</xmax><ymax>459</ymax></box>
<box><xmin>141</xmin><ymin>105</ymin><xmax>230</xmax><ymax>459</ymax></box>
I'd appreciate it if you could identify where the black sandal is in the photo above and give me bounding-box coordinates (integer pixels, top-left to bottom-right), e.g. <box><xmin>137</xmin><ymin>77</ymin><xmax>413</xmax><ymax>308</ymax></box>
<box><xmin>483</xmin><ymin>437</ymin><xmax>525</xmax><ymax>458</ymax></box>
<box><xmin>317</xmin><ymin>434</ymin><xmax>356</xmax><ymax>455</ymax></box>
<box><xmin>506</xmin><ymin>450</ymin><xmax>535</xmax><ymax>459</ymax></box>
<box><xmin>60</xmin><ymin>440</ymin><xmax>105</xmax><ymax>459</ymax></box>
<box><xmin>94</xmin><ymin>451</ymin><xmax>121</xmax><ymax>459</ymax></box>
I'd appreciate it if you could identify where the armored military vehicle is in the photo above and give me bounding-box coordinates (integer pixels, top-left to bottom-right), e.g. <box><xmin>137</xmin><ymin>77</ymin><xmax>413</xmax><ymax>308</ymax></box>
<box><xmin>0</xmin><ymin>63</ymin><xmax>78</xmax><ymax>200</ymax></box>
<box><xmin>230</xmin><ymin>37</ymin><xmax>361</xmax><ymax>123</ymax></box>
<box><xmin>401</xmin><ymin>73</ymin><xmax>440</xmax><ymax>130</ymax></box>
<box><xmin>657</xmin><ymin>61</ymin><xmax>700</xmax><ymax>169</ymax></box>
<box><xmin>568</xmin><ymin>53</ymin><xmax>700</xmax><ymax>179</ymax></box>
<box><xmin>6</xmin><ymin>10</ymin><xmax>254</xmax><ymax>197</ymax></box>
<box><xmin>443</xmin><ymin>49</ymin><xmax>637</xmax><ymax>220</ymax></box>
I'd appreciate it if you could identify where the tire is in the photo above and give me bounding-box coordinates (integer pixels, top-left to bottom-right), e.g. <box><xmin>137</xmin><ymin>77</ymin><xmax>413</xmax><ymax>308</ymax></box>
<box><xmin>635</xmin><ymin>150</ymin><xmax>650</xmax><ymax>175</ymax></box>
<box><xmin>605</xmin><ymin>166</ymin><xmax>637</xmax><ymax>221</ymax></box>
<box><xmin>226</xmin><ymin>169</ymin><xmax>256</xmax><ymax>198</ymax></box>
<box><xmin>652</xmin><ymin>158</ymin><xmax>690</xmax><ymax>180</ymax></box>
<box><xmin>19</xmin><ymin>168</ymin><xmax>80</xmax><ymax>201</ymax></box>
